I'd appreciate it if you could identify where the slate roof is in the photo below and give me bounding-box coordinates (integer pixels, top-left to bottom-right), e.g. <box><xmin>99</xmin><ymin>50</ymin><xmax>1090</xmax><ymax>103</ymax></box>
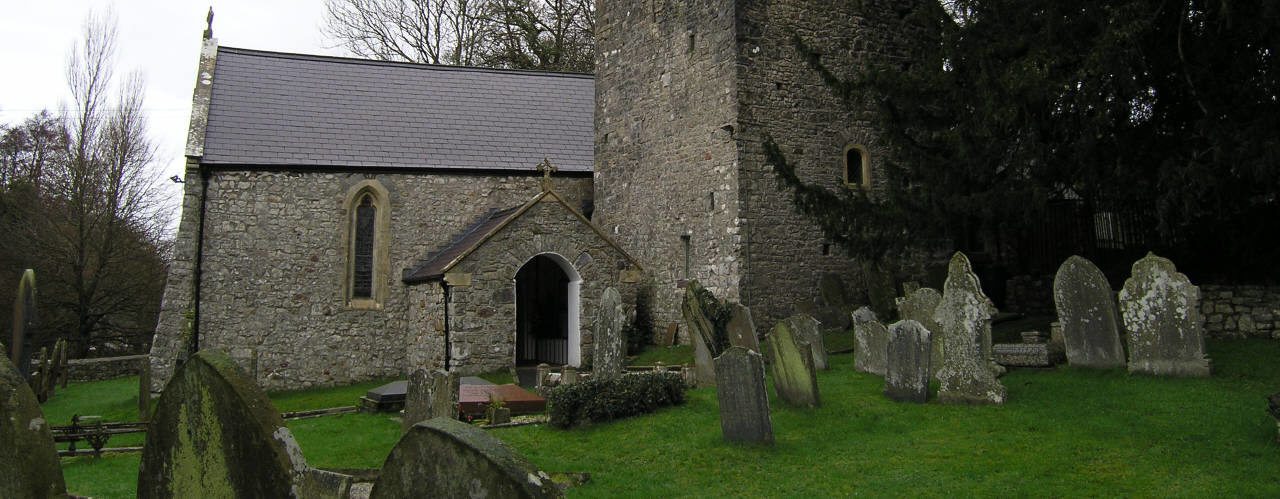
<box><xmin>201</xmin><ymin>47</ymin><xmax>594</xmax><ymax>172</ymax></box>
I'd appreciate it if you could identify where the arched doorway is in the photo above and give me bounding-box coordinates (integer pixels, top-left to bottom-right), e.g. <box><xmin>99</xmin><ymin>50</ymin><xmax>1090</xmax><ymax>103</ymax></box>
<box><xmin>515</xmin><ymin>253</ymin><xmax>581</xmax><ymax>366</ymax></box>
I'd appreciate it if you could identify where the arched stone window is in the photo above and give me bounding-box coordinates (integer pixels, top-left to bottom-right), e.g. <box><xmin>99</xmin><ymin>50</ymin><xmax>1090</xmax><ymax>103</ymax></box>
<box><xmin>345</xmin><ymin>180</ymin><xmax>390</xmax><ymax>308</ymax></box>
<box><xmin>844</xmin><ymin>144</ymin><xmax>871</xmax><ymax>189</ymax></box>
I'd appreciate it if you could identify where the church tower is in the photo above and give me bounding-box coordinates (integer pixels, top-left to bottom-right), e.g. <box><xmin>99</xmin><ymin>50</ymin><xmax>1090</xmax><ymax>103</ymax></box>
<box><xmin>594</xmin><ymin>0</ymin><xmax>933</xmax><ymax>332</ymax></box>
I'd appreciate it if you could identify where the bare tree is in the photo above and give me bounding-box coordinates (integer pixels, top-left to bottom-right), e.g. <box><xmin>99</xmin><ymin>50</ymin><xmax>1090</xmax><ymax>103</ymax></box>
<box><xmin>475</xmin><ymin>0</ymin><xmax>594</xmax><ymax>72</ymax></box>
<box><xmin>324</xmin><ymin>0</ymin><xmax>490</xmax><ymax>65</ymax></box>
<box><xmin>1</xmin><ymin>11</ymin><xmax>169</xmax><ymax>357</ymax></box>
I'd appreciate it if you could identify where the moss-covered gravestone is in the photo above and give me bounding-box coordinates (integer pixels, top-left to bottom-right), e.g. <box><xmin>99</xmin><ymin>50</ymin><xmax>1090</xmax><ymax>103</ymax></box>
<box><xmin>402</xmin><ymin>369</ymin><xmax>458</xmax><ymax>432</ymax></box>
<box><xmin>897</xmin><ymin>287</ymin><xmax>943</xmax><ymax>378</ymax></box>
<box><xmin>726</xmin><ymin>303</ymin><xmax>760</xmax><ymax>353</ymax></box>
<box><xmin>1119</xmin><ymin>253</ymin><xmax>1211</xmax><ymax>377</ymax></box>
<box><xmin>933</xmin><ymin>252</ymin><xmax>1006</xmax><ymax>405</ymax></box>
<box><xmin>852</xmin><ymin>307</ymin><xmax>889</xmax><ymax>376</ymax></box>
<box><xmin>138</xmin><ymin>350</ymin><xmax>316</xmax><ymax>498</ymax></box>
<box><xmin>682</xmin><ymin>280</ymin><xmax>721</xmax><ymax>387</ymax></box>
<box><xmin>0</xmin><ymin>350</ymin><xmax>66</xmax><ymax>498</ymax></box>
<box><xmin>884</xmin><ymin>320</ymin><xmax>932</xmax><ymax>403</ymax></box>
<box><xmin>371</xmin><ymin>417</ymin><xmax>561</xmax><ymax>498</ymax></box>
<box><xmin>1053</xmin><ymin>256</ymin><xmax>1126</xmax><ymax>369</ymax></box>
<box><xmin>592</xmin><ymin>287</ymin><xmax>625</xmax><ymax>380</ymax></box>
<box><xmin>714</xmin><ymin>346</ymin><xmax>773</xmax><ymax>445</ymax></box>
<box><xmin>765</xmin><ymin>320</ymin><xmax>820</xmax><ymax>408</ymax></box>
<box><xmin>11</xmin><ymin>269</ymin><xmax>37</xmax><ymax>380</ymax></box>
<box><xmin>786</xmin><ymin>314</ymin><xmax>827</xmax><ymax>370</ymax></box>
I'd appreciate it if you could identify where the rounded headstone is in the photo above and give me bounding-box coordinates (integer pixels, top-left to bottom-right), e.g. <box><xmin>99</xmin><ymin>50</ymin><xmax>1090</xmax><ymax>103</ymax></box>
<box><xmin>1119</xmin><ymin>253</ymin><xmax>1211</xmax><ymax>377</ymax></box>
<box><xmin>0</xmin><ymin>352</ymin><xmax>66</xmax><ymax>498</ymax></box>
<box><xmin>371</xmin><ymin>417</ymin><xmax>561</xmax><ymax>498</ymax></box>
<box><xmin>1053</xmin><ymin>256</ymin><xmax>1126</xmax><ymax>369</ymax></box>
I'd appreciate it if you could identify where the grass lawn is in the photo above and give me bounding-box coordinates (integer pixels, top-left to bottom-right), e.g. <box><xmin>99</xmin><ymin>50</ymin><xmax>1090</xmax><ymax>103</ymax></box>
<box><xmin>52</xmin><ymin>339</ymin><xmax>1280</xmax><ymax>497</ymax></box>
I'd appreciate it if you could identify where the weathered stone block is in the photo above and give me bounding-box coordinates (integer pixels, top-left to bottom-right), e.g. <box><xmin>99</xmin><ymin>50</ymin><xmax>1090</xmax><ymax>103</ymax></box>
<box><xmin>766</xmin><ymin>321</ymin><xmax>820</xmax><ymax>408</ymax></box>
<box><xmin>993</xmin><ymin>343</ymin><xmax>1063</xmax><ymax>368</ymax></box>
<box><xmin>852</xmin><ymin>307</ymin><xmax>889</xmax><ymax>376</ymax></box>
<box><xmin>402</xmin><ymin>369</ymin><xmax>459</xmax><ymax>432</ymax></box>
<box><xmin>884</xmin><ymin>320</ymin><xmax>931</xmax><ymax>403</ymax></box>
<box><xmin>714</xmin><ymin>347</ymin><xmax>773</xmax><ymax>445</ymax></box>
<box><xmin>592</xmin><ymin>287</ymin><xmax>625</xmax><ymax>380</ymax></box>
<box><xmin>897</xmin><ymin>287</ymin><xmax>943</xmax><ymax>378</ymax></box>
<box><xmin>0</xmin><ymin>350</ymin><xmax>66</xmax><ymax>498</ymax></box>
<box><xmin>10</xmin><ymin>269</ymin><xmax>37</xmax><ymax>381</ymax></box>
<box><xmin>786</xmin><ymin>314</ymin><xmax>826</xmax><ymax>370</ymax></box>
<box><xmin>726</xmin><ymin>303</ymin><xmax>760</xmax><ymax>353</ymax></box>
<box><xmin>933</xmin><ymin>252</ymin><xmax>1006</xmax><ymax>405</ymax></box>
<box><xmin>371</xmin><ymin>417</ymin><xmax>561</xmax><ymax>498</ymax></box>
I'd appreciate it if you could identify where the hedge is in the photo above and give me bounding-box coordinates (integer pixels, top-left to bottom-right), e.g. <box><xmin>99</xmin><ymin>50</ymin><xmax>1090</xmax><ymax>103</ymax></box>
<box><xmin>546</xmin><ymin>371</ymin><xmax>687</xmax><ymax>428</ymax></box>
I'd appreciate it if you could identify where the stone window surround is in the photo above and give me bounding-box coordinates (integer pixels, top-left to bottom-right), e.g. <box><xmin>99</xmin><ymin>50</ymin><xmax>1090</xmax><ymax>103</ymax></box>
<box><xmin>343</xmin><ymin>179</ymin><xmax>392</xmax><ymax>310</ymax></box>
<box><xmin>843</xmin><ymin>144</ymin><xmax>871</xmax><ymax>189</ymax></box>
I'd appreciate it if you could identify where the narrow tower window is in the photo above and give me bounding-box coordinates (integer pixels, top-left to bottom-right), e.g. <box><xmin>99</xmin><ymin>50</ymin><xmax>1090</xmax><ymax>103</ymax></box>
<box><xmin>681</xmin><ymin>234</ymin><xmax>692</xmax><ymax>279</ymax></box>
<box><xmin>844</xmin><ymin>144</ymin><xmax>871</xmax><ymax>188</ymax></box>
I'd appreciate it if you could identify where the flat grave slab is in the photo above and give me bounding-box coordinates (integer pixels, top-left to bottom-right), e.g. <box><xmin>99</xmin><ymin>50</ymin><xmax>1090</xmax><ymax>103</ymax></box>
<box><xmin>459</xmin><ymin>384</ymin><xmax>546</xmax><ymax>417</ymax></box>
<box><xmin>359</xmin><ymin>380</ymin><xmax>407</xmax><ymax>412</ymax></box>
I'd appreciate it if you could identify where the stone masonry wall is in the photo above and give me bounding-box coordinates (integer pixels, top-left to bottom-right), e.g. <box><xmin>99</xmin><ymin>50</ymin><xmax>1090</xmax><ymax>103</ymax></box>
<box><xmin>735</xmin><ymin>0</ymin><xmax>933</xmax><ymax>332</ymax></box>
<box><xmin>594</xmin><ymin>0</ymin><xmax>743</xmax><ymax>334</ymax></box>
<box><xmin>151</xmin><ymin>169</ymin><xmax>590</xmax><ymax>391</ymax></box>
<box><xmin>1200</xmin><ymin>285</ymin><xmax>1280</xmax><ymax>339</ymax></box>
<box><xmin>444</xmin><ymin>196</ymin><xmax>639</xmax><ymax>374</ymax></box>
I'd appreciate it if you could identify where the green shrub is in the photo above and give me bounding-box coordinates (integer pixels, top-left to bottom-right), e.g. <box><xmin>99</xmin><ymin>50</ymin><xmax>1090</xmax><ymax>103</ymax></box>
<box><xmin>546</xmin><ymin>372</ymin><xmax>686</xmax><ymax>428</ymax></box>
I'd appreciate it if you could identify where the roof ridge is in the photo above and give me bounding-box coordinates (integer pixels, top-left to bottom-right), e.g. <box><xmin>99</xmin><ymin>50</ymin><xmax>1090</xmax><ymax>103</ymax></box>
<box><xmin>402</xmin><ymin>205</ymin><xmax>523</xmax><ymax>279</ymax></box>
<box><xmin>217</xmin><ymin>46</ymin><xmax>594</xmax><ymax>79</ymax></box>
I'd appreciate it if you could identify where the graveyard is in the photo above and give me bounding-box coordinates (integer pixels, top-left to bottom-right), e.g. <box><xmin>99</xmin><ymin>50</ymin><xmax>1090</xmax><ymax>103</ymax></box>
<box><xmin>20</xmin><ymin>333</ymin><xmax>1278</xmax><ymax>497</ymax></box>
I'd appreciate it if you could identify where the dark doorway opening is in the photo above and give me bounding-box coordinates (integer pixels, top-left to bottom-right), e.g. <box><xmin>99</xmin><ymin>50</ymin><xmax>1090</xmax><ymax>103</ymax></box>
<box><xmin>515</xmin><ymin>255</ymin><xmax>570</xmax><ymax>365</ymax></box>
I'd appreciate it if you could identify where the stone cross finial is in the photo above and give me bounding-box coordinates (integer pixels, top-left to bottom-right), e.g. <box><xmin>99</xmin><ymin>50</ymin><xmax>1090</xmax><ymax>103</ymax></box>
<box><xmin>204</xmin><ymin>8</ymin><xmax>214</xmax><ymax>40</ymax></box>
<box><xmin>536</xmin><ymin>158</ymin><xmax>557</xmax><ymax>191</ymax></box>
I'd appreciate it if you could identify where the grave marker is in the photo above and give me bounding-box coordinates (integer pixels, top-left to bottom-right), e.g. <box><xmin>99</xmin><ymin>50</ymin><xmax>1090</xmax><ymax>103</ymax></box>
<box><xmin>1119</xmin><ymin>253</ymin><xmax>1211</xmax><ymax>377</ymax></box>
<box><xmin>897</xmin><ymin>287</ymin><xmax>943</xmax><ymax>377</ymax></box>
<box><xmin>10</xmin><ymin>269</ymin><xmax>36</xmax><ymax>380</ymax></box>
<box><xmin>884</xmin><ymin>320</ymin><xmax>932</xmax><ymax>403</ymax></box>
<box><xmin>592</xmin><ymin>287</ymin><xmax>625</xmax><ymax>380</ymax></box>
<box><xmin>0</xmin><ymin>349</ymin><xmax>66</xmax><ymax>498</ymax></box>
<box><xmin>714</xmin><ymin>346</ymin><xmax>774</xmax><ymax>445</ymax></box>
<box><xmin>933</xmin><ymin>252</ymin><xmax>1006</xmax><ymax>404</ymax></box>
<box><xmin>726</xmin><ymin>303</ymin><xmax>760</xmax><ymax>353</ymax></box>
<box><xmin>852</xmin><ymin>307</ymin><xmax>889</xmax><ymax>376</ymax></box>
<box><xmin>787</xmin><ymin>314</ymin><xmax>827</xmax><ymax>370</ymax></box>
<box><xmin>765</xmin><ymin>321</ymin><xmax>820</xmax><ymax>408</ymax></box>
<box><xmin>402</xmin><ymin>369</ymin><xmax>459</xmax><ymax>432</ymax></box>
<box><xmin>1053</xmin><ymin>256</ymin><xmax>1126</xmax><ymax>369</ymax></box>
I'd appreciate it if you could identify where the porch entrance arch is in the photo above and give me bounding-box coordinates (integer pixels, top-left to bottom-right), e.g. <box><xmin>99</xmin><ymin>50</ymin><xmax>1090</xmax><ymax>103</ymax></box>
<box><xmin>514</xmin><ymin>253</ymin><xmax>581</xmax><ymax>366</ymax></box>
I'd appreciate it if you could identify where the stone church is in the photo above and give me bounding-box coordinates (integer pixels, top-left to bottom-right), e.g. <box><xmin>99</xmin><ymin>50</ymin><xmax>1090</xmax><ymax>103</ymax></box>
<box><xmin>150</xmin><ymin>0</ymin><xmax>928</xmax><ymax>390</ymax></box>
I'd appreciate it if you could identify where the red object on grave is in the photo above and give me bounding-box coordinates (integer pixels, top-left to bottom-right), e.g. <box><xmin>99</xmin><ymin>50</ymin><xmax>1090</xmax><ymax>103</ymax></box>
<box><xmin>458</xmin><ymin>384</ymin><xmax>546</xmax><ymax>416</ymax></box>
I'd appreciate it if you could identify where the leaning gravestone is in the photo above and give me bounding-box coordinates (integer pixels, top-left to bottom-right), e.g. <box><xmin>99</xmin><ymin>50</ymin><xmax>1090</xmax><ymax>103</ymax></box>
<box><xmin>138</xmin><ymin>350</ymin><xmax>317</xmax><ymax>498</ymax></box>
<box><xmin>11</xmin><ymin>269</ymin><xmax>37</xmax><ymax>380</ymax></box>
<box><xmin>852</xmin><ymin>307</ymin><xmax>889</xmax><ymax>376</ymax></box>
<box><xmin>714</xmin><ymin>346</ymin><xmax>774</xmax><ymax>445</ymax></box>
<box><xmin>592</xmin><ymin>287</ymin><xmax>626</xmax><ymax>380</ymax></box>
<box><xmin>1</xmin><ymin>348</ymin><xmax>66</xmax><ymax>498</ymax></box>
<box><xmin>1053</xmin><ymin>256</ymin><xmax>1126</xmax><ymax>369</ymax></box>
<box><xmin>1119</xmin><ymin>253</ymin><xmax>1211</xmax><ymax>377</ymax></box>
<box><xmin>726</xmin><ymin>303</ymin><xmax>760</xmax><ymax>353</ymax></box>
<box><xmin>897</xmin><ymin>287</ymin><xmax>943</xmax><ymax>378</ymax></box>
<box><xmin>786</xmin><ymin>314</ymin><xmax>827</xmax><ymax>370</ymax></box>
<box><xmin>402</xmin><ymin>369</ymin><xmax>459</xmax><ymax>432</ymax></box>
<box><xmin>371</xmin><ymin>417</ymin><xmax>561</xmax><ymax>498</ymax></box>
<box><xmin>766</xmin><ymin>320</ymin><xmax>820</xmax><ymax>408</ymax></box>
<box><xmin>933</xmin><ymin>252</ymin><xmax>1006</xmax><ymax>404</ymax></box>
<box><xmin>682</xmin><ymin>280</ymin><xmax>720</xmax><ymax>387</ymax></box>
<box><xmin>884</xmin><ymin>320</ymin><xmax>932</xmax><ymax>403</ymax></box>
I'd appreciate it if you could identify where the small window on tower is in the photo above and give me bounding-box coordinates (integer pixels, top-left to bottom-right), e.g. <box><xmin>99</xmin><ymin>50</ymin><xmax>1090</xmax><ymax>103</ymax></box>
<box><xmin>844</xmin><ymin>144</ymin><xmax>870</xmax><ymax>189</ymax></box>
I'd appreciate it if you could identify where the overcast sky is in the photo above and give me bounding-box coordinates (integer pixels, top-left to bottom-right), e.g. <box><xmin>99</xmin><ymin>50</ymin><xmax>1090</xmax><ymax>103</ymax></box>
<box><xmin>0</xmin><ymin>0</ymin><xmax>342</xmax><ymax>227</ymax></box>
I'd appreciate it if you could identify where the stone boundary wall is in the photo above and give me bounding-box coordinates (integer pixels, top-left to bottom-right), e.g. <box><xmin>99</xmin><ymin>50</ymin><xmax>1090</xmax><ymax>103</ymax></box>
<box><xmin>1201</xmin><ymin>285</ymin><xmax>1280</xmax><ymax>339</ymax></box>
<box><xmin>68</xmin><ymin>354</ymin><xmax>146</xmax><ymax>382</ymax></box>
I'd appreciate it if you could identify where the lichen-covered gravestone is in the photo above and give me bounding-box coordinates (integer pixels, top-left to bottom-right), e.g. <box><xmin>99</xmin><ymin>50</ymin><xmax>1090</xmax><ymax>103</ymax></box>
<box><xmin>884</xmin><ymin>320</ymin><xmax>932</xmax><ymax>403</ymax></box>
<box><xmin>714</xmin><ymin>346</ymin><xmax>774</xmax><ymax>445</ymax></box>
<box><xmin>1053</xmin><ymin>256</ymin><xmax>1126</xmax><ymax>369</ymax></box>
<box><xmin>11</xmin><ymin>269</ymin><xmax>37</xmax><ymax>380</ymax></box>
<box><xmin>786</xmin><ymin>314</ymin><xmax>827</xmax><ymax>370</ymax></box>
<box><xmin>138</xmin><ymin>350</ymin><xmax>319</xmax><ymax>498</ymax></box>
<box><xmin>371</xmin><ymin>417</ymin><xmax>561</xmax><ymax>498</ymax></box>
<box><xmin>592</xmin><ymin>287</ymin><xmax>626</xmax><ymax>380</ymax></box>
<box><xmin>933</xmin><ymin>252</ymin><xmax>1006</xmax><ymax>404</ymax></box>
<box><xmin>726</xmin><ymin>303</ymin><xmax>760</xmax><ymax>353</ymax></box>
<box><xmin>765</xmin><ymin>320</ymin><xmax>820</xmax><ymax>408</ymax></box>
<box><xmin>897</xmin><ymin>287</ymin><xmax>943</xmax><ymax>378</ymax></box>
<box><xmin>1119</xmin><ymin>253</ymin><xmax>1211</xmax><ymax>377</ymax></box>
<box><xmin>402</xmin><ymin>369</ymin><xmax>459</xmax><ymax>432</ymax></box>
<box><xmin>682</xmin><ymin>280</ymin><xmax>721</xmax><ymax>387</ymax></box>
<box><xmin>1</xmin><ymin>349</ymin><xmax>66</xmax><ymax>498</ymax></box>
<box><xmin>852</xmin><ymin>307</ymin><xmax>889</xmax><ymax>376</ymax></box>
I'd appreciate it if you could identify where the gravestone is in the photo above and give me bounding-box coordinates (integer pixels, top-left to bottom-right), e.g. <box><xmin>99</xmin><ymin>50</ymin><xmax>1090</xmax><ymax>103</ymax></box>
<box><xmin>659</xmin><ymin>323</ymin><xmax>678</xmax><ymax>347</ymax></box>
<box><xmin>726</xmin><ymin>303</ymin><xmax>760</xmax><ymax>353</ymax></box>
<box><xmin>852</xmin><ymin>307</ymin><xmax>889</xmax><ymax>376</ymax></box>
<box><xmin>402</xmin><ymin>369</ymin><xmax>459</xmax><ymax>432</ymax></box>
<box><xmin>138</xmin><ymin>350</ymin><xmax>316</xmax><ymax>497</ymax></box>
<box><xmin>592</xmin><ymin>287</ymin><xmax>625</xmax><ymax>380</ymax></box>
<box><xmin>371</xmin><ymin>417</ymin><xmax>561</xmax><ymax>498</ymax></box>
<box><xmin>682</xmin><ymin>281</ymin><xmax>719</xmax><ymax>387</ymax></box>
<box><xmin>11</xmin><ymin>269</ymin><xmax>36</xmax><ymax>380</ymax></box>
<box><xmin>786</xmin><ymin>314</ymin><xmax>827</xmax><ymax>370</ymax></box>
<box><xmin>1119</xmin><ymin>253</ymin><xmax>1211</xmax><ymax>377</ymax></box>
<box><xmin>139</xmin><ymin>361</ymin><xmax>152</xmax><ymax>421</ymax></box>
<box><xmin>765</xmin><ymin>321</ymin><xmax>820</xmax><ymax>408</ymax></box>
<box><xmin>1053</xmin><ymin>256</ymin><xmax>1126</xmax><ymax>369</ymax></box>
<box><xmin>933</xmin><ymin>252</ymin><xmax>1006</xmax><ymax>404</ymax></box>
<box><xmin>0</xmin><ymin>348</ymin><xmax>67</xmax><ymax>498</ymax></box>
<box><xmin>714</xmin><ymin>346</ymin><xmax>774</xmax><ymax>445</ymax></box>
<box><xmin>897</xmin><ymin>287</ymin><xmax>943</xmax><ymax>377</ymax></box>
<box><xmin>884</xmin><ymin>320</ymin><xmax>932</xmax><ymax>403</ymax></box>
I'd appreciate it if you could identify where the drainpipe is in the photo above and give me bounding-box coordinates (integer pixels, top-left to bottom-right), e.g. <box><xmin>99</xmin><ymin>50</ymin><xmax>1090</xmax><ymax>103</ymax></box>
<box><xmin>442</xmin><ymin>282</ymin><xmax>451</xmax><ymax>371</ymax></box>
